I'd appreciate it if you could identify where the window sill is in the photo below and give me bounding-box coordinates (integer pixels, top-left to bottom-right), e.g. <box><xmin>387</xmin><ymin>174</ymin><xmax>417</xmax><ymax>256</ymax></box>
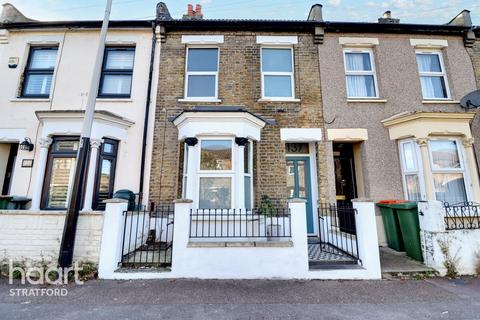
<box><xmin>10</xmin><ymin>98</ymin><xmax>51</xmax><ymax>102</ymax></box>
<box><xmin>178</xmin><ymin>98</ymin><xmax>222</xmax><ymax>103</ymax></box>
<box><xmin>347</xmin><ymin>98</ymin><xmax>387</xmax><ymax>103</ymax></box>
<box><xmin>422</xmin><ymin>100</ymin><xmax>460</xmax><ymax>104</ymax></box>
<box><xmin>257</xmin><ymin>98</ymin><xmax>301</xmax><ymax>103</ymax></box>
<box><xmin>96</xmin><ymin>98</ymin><xmax>133</xmax><ymax>103</ymax></box>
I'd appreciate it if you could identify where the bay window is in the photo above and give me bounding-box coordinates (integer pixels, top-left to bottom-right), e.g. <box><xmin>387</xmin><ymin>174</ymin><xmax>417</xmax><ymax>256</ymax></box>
<box><xmin>198</xmin><ymin>139</ymin><xmax>233</xmax><ymax>209</ymax></box>
<box><xmin>261</xmin><ymin>47</ymin><xmax>295</xmax><ymax>99</ymax></box>
<box><xmin>185</xmin><ymin>47</ymin><xmax>219</xmax><ymax>99</ymax></box>
<box><xmin>399</xmin><ymin>140</ymin><xmax>423</xmax><ymax>201</ymax></box>
<box><xmin>429</xmin><ymin>139</ymin><xmax>467</xmax><ymax>204</ymax></box>
<box><xmin>399</xmin><ymin>138</ymin><xmax>470</xmax><ymax>204</ymax></box>
<box><xmin>343</xmin><ymin>49</ymin><xmax>378</xmax><ymax>98</ymax></box>
<box><xmin>42</xmin><ymin>137</ymin><xmax>79</xmax><ymax>209</ymax></box>
<box><xmin>415</xmin><ymin>51</ymin><xmax>449</xmax><ymax>99</ymax></box>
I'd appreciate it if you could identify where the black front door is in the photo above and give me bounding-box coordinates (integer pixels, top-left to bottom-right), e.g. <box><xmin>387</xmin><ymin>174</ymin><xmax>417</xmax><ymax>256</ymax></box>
<box><xmin>333</xmin><ymin>143</ymin><xmax>358</xmax><ymax>233</ymax></box>
<box><xmin>2</xmin><ymin>143</ymin><xmax>18</xmax><ymax>195</ymax></box>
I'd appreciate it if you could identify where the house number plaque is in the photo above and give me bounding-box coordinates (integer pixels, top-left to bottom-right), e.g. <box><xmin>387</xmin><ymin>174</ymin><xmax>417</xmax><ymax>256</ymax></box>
<box><xmin>285</xmin><ymin>143</ymin><xmax>309</xmax><ymax>154</ymax></box>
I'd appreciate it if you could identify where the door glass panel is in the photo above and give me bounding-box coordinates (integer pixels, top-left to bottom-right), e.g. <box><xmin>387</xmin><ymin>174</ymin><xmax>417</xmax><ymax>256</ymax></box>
<box><xmin>46</xmin><ymin>157</ymin><xmax>76</xmax><ymax>208</ymax></box>
<box><xmin>297</xmin><ymin>161</ymin><xmax>307</xmax><ymax>198</ymax></box>
<box><xmin>98</xmin><ymin>159</ymin><xmax>112</xmax><ymax>193</ymax></box>
<box><xmin>286</xmin><ymin>160</ymin><xmax>295</xmax><ymax>198</ymax></box>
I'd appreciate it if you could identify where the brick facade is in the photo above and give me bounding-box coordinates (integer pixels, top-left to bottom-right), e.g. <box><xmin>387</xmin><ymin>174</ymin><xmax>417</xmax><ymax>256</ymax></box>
<box><xmin>149</xmin><ymin>31</ymin><xmax>328</xmax><ymax>207</ymax></box>
<box><xmin>466</xmin><ymin>37</ymin><xmax>480</xmax><ymax>170</ymax></box>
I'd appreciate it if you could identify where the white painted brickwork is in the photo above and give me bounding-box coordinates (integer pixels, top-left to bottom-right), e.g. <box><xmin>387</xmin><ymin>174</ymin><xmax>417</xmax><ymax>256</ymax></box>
<box><xmin>0</xmin><ymin>210</ymin><xmax>103</xmax><ymax>263</ymax></box>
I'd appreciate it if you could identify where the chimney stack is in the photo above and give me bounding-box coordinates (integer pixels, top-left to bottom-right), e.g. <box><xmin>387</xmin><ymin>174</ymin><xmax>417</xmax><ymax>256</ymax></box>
<box><xmin>378</xmin><ymin>10</ymin><xmax>400</xmax><ymax>24</ymax></box>
<box><xmin>183</xmin><ymin>4</ymin><xmax>204</xmax><ymax>20</ymax></box>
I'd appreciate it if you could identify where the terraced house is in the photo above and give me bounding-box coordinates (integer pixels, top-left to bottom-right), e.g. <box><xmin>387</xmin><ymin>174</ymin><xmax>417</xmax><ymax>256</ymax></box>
<box><xmin>0</xmin><ymin>2</ymin><xmax>479</xmax><ymax>280</ymax></box>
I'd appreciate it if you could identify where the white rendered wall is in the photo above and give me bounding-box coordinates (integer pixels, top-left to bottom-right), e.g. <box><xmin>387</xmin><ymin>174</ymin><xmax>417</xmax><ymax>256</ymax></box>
<box><xmin>98</xmin><ymin>200</ymin><xmax>382</xmax><ymax>280</ymax></box>
<box><xmin>0</xmin><ymin>28</ymin><xmax>154</xmax><ymax>201</ymax></box>
<box><xmin>418</xmin><ymin>201</ymin><xmax>480</xmax><ymax>276</ymax></box>
<box><xmin>0</xmin><ymin>210</ymin><xmax>103</xmax><ymax>263</ymax></box>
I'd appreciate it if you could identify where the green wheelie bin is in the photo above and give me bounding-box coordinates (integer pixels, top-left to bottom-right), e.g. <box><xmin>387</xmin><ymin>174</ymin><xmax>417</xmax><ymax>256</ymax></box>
<box><xmin>389</xmin><ymin>201</ymin><xmax>423</xmax><ymax>262</ymax></box>
<box><xmin>376</xmin><ymin>200</ymin><xmax>405</xmax><ymax>252</ymax></box>
<box><xmin>0</xmin><ymin>195</ymin><xmax>12</xmax><ymax>209</ymax></box>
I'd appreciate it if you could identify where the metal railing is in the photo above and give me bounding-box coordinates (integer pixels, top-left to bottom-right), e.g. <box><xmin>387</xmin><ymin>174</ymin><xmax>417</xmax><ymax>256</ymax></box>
<box><xmin>120</xmin><ymin>203</ymin><xmax>174</xmax><ymax>268</ymax></box>
<box><xmin>189</xmin><ymin>208</ymin><xmax>291</xmax><ymax>239</ymax></box>
<box><xmin>317</xmin><ymin>203</ymin><xmax>359</xmax><ymax>261</ymax></box>
<box><xmin>444</xmin><ymin>202</ymin><xmax>480</xmax><ymax>230</ymax></box>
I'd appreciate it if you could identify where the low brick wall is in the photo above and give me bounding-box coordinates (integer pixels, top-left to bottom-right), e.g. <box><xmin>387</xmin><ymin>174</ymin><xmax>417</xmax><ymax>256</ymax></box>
<box><xmin>0</xmin><ymin>210</ymin><xmax>104</xmax><ymax>264</ymax></box>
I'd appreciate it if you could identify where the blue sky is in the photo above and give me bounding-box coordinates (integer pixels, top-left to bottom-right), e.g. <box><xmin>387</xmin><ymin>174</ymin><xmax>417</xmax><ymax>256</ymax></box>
<box><xmin>4</xmin><ymin>0</ymin><xmax>480</xmax><ymax>25</ymax></box>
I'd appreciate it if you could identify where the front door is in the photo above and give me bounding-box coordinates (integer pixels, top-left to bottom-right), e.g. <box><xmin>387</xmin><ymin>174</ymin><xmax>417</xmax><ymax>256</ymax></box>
<box><xmin>286</xmin><ymin>157</ymin><xmax>314</xmax><ymax>233</ymax></box>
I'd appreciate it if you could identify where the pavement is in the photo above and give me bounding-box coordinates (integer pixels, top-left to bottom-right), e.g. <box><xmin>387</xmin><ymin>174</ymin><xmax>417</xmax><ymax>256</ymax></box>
<box><xmin>1</xmin><ymin>277</ymin><xmax>480</xmax><ymax>319</ymax></box>
<box><xmin>380</xmin><ymin>246</ymin><xmax>434</xmax><ymax>273</ymax></box>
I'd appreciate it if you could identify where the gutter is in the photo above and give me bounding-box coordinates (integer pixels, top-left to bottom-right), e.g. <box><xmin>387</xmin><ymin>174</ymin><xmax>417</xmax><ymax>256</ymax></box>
<box><xmin>138</xmin><ymin>21</ymin><xmax>157</xmax><ymax>204</ymax></box>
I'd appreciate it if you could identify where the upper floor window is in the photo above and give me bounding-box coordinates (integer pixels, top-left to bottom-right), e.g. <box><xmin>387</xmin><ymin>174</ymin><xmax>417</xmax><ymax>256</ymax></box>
<box><xmin>185</xmin><ymin>47</ymin><xmax>219</xmax><ymax>99</ymax></box>
<box><xmin>343</xmin><ymin>49</ymin><xmax>378</xmax><ymax>98</ymax></box>
<box><xmin>98</xmin><ymin>47</ymin><xmax>135</xmax><ymax>98</ymax></box>
<box><xmin>21</xmin><ymin>46</ymin><xmax>58</xmax><ymax>98</ymax></box>
<box><xmin>415</xmin><ymin>51</ymin><xmax>449</xmax><ymax>99</ymax></box>
<box><xmin>261</xmin><ymin>48</ymin><xmax>294</xmax><ymax>99</ymax></box>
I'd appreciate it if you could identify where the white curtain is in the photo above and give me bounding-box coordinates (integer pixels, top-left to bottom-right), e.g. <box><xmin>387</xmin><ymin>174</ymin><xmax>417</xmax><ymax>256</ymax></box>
<box><xmin>346</xmin><ymin>53</ymin><xmax>371</xmax><ymax>71</ymax></box>
<box><xmin>420</xmin><ymin>76</ymin><xmax>445</xmax><ymax>99</ymax></box>
<box><xmin>416</xmin><ymin>54</ymin><xmax>441</xmax><ymax>72</ymax></box>
<box><xmin>433</xmin><ymin>173</ymin><xmax>467</xmax><ymax>204</ymax></box>
<box><xmin>347</xmin><ymin>75</ymin><xmax>375</xmax><ymax>97</ymax></box>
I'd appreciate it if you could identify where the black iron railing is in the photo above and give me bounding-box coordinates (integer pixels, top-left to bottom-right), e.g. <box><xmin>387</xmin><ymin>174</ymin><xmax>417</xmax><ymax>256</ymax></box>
<box><xmin>189</xmin><ymin>208</ymin><xmax>291</xmax><ymax>239</ymax></box>
<box><xmin>120</xmin><ymin>203</ymin><xmax>174</xmax><ymax>268</ymax></box>
<box><xmin>444</xmin><ymin>202</ymin><xmax>480</xmax><ymax>230</ymax></box>
<box><xmin>317</xmin><ymin>203</ymin><xmax>359</xmax><ymax>261</ymax></box>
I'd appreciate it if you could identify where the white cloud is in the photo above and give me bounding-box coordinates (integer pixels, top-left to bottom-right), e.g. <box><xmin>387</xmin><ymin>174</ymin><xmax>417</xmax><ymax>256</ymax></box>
<box><xmin>328</xmin><ymin>0</ymin><xmax>342</xmax><ymax>6</ymax></box>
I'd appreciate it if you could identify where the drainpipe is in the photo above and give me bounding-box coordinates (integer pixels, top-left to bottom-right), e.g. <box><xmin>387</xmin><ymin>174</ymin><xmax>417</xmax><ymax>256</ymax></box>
<box><xmin>138</xmin><ymin>21</ymin><xmax>158</xmax><ymax>205</ymax></box>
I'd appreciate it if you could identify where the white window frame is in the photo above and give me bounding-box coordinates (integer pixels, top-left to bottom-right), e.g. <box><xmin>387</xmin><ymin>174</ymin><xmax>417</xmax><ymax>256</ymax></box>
<box><xmin>184</xmin><ymin>46</ymin><xmax>219</xmax><ymax>101</ymax></box>
<box><xmin>260</xmin><ymin>46</ymin><xmax>295</xmax><ymax>100</ymax></box>
<box><xmin>244</xmin><ymin>140</ymin><xmax>254</xmax><ymax>209</ymax></box>
<box><xmin>398</xmin><ymin>140</ymin><xmax>426</xmax><ymax>201</ymax></box>
<box><xmin>427</xmin><ymin>137</ymin><xmax>471</xmax><ymax>202</ymax></box>
<box><xmin>415</xmin><ymin>50</ymin><xmax>451</xmax><ymax>100</ymax></box>
<box><xmin>343</xmin><ymin>48</ymin><xmax>379</xmax><ymax>99</ymax></box>
<box><xmin>196</xmin><ymin>137</ymin><xmax>235</xmax><ymax>209</ymax></box>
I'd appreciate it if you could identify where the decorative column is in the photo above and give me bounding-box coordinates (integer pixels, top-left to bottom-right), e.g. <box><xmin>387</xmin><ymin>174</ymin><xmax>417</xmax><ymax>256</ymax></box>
<box><xmin>30</xmin><ymin>137</ymin><xmax>53</xmax><ymax>210</ymax></box>
<box><xmin>416</xmin><ymin>138</ymin><xmax>435</xmax><ymax>200</ymax></box>
<box><xmin>82</xmin><ymin>139</ymin><xmax>103</xmax><ymax>211</ymax></box>
<box><xmin>235</xmin><ymin>137</ymin><xmax>248</xmax><ymax>210</ymax></box>
<box><xmin>462</xmin><ymin>137</ymin><xmax>480</xmax><ymax>202</ymax></box>
<box><xmin>184</xmin><ymin>137</ymin><xmax>198</xmax><ymax>202</ymax></box>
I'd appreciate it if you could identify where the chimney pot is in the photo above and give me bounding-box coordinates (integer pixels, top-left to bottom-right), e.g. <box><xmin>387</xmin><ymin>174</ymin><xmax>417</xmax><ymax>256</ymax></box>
<box><xmin>378</xmin><ymin>10</ymin><xmax>399</xmax><ymax>24</ymax></box>
<box><xmin>187</xmin><ymin>4</ymin><xmax>193</xmax><ymax>15</ymax></box>
<box><xmin>383</xmin><ymin>11</ymin><xmax>391</xmax><ymax>18</ymax></box>
<box><xmin>195</xmin><ymin>4</ymin><xmax>202</xmax><ymax>14</ymax></box>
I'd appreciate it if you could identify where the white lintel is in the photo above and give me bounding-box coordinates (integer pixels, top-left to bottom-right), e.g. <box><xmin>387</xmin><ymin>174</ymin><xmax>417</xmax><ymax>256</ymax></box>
<box><xmin>280</xmin><ymin>128</ymin><xmax>323</xmax><ymax>142</ymax></box>
<box><xmin>339</xmin><ymin>37</ymin><xmax>379</xmax><ymax>47</ymax></box>
<box><xmin>181</xmin><ymin>35</ymin><xmax>224</xmax><ymax>44</ymax></box>
<box><xmin>256</xmin><ymin>36</ymin><xmax>298</xmax><ymax>45</ymax></box>
<box><xmin>410</xmin><ymin>39</ymin><xmax>448</xmax><ymax>49</ymax></box>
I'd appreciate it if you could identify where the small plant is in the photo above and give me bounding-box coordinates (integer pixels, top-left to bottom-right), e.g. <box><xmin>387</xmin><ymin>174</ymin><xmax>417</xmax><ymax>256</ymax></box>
<box><xmin>438</xmin><ymin>239</ymin><xmax>459</xmax><ymax>279</ymax></box>
<box><xmin>259</xmin><ymin>195</ymin><xmax>276</xmax><ymax>216</ymax></box>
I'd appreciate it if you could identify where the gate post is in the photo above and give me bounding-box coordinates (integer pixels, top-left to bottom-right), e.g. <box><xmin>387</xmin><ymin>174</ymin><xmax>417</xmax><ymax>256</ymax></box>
<box><xmin>352</xmin><ymin>199</ymin><xmax>381</xmax><ymax>279</ymax></box>
<box><xmin>98</xmin><ymin>198</ymin><xmax>128</xmax><ymax>279</ymax></box>
<box><xmin>170</xmin><ymin>199</ymin><xmax>193</xmax><ymax>276</ymax></box>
